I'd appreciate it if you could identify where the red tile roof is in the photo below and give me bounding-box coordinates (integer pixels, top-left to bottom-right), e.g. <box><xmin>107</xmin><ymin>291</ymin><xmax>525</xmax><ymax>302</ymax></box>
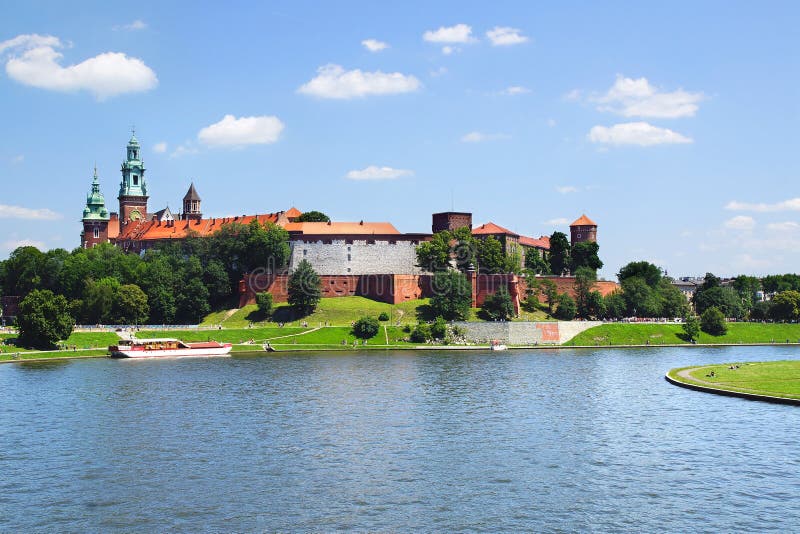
<box><xmin>519</xmin><ymin>235</ymin><xmax>550</xmax><ymax>249</ymax></box>
<box><xmin>472</xmin><ymin>222</ymin><xmax>519</xmax><ymax>237</ymax></box>
<box><xmin>285</xmin><ymin>221</ymin><xmax>400</xmax><ymax>236</ymax></box>
<box><xmin>116</xmin><ymin>211</ymin><xmax>289</xmax><ymax>241</ymax></box>
<box><xmin>570</xmin><ymin>214</ymin><xmax>597</xmax><ymax>227</ymax></box>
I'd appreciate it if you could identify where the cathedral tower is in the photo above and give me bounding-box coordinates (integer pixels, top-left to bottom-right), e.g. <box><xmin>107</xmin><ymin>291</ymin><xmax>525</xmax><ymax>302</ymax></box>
<box><xmin>118</xmin><ymin>131</ymin><xmax>149</xmax><ymax>227</ymax></box>
<box><xmin>182</xmin><ymin>183</ymin><xmax>202</xmax><ymax>221</ymax></box>
<box><xmin>81</xmin><ymin>167</ymin><xmax>111</xmax><ymax>248</ymax></box>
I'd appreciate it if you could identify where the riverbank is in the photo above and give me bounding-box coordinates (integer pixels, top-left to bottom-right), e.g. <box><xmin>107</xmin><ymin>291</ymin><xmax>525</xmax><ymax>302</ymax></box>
<box><xmin>666</xmin><ymin>360</ymin><xmax>800</xmax><ymax>405</ymax></box>
<box><xmin>564</xmin><ymin>322</ymin><xmax>800</xmax><ymax>346</ymax></box>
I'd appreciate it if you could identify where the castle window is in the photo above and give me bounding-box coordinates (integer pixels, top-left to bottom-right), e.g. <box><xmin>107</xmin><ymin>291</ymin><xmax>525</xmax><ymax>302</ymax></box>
<box><xmin>347</xmin><ymin>246</ymin><xmax>351</xmax><ymax>251</ymax></box>
<box><xmin>133</xmin><ymin>175</ymin><xmax>138</xmax><ymax>185</ymax></box>
<box><xmin>346</xmin><ymin>239</ymin><xmax>353</xmax><ymax>245</ymax></box>
<box><xmin>367</xmin><ymin>239</ymin><xmax>375</xmax><ymax>245</ymax></box>
<box><xmin>577</xmin><ymin>234</ymin><xmax>581</xmax><ymax>238</ymax></box>
<box><xmin>93</xmin><ymin>227</ymin><xmax>100</xmax><ymax>239</ymax></box>
<box><xmin>389</xmin><ymin>240</ymin><xmax>397</xmax><ymax>245</ymax></box>
<box><xmin>347</xmin><ymin>267</ymin><xmax>351</xmax><ymax>273</ymax></box>
<box><xmin>303</xmin><ymin>249</ymin><xmax>307</xmax><ymax>256</ymax></box>
<box><xmin>347</xmin><ymin>254</ymin><xmax>351</xmax><ymax>261</ymax></box>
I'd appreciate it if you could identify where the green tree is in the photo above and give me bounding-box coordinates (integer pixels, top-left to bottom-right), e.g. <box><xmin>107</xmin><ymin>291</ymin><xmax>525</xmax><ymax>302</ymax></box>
<box><xmin>603</xmin><ymin>291</ymin><xmax>626</xmax><ymax>319</ymax></box>
<box><xmin>524</xmin><ymin>249</ymin><xmax>550</xmax><ymax>274</ymax></box>
<box><xmin>352</xmin><ymin>316</ymin><xmax>380</xmax><ymax>339</ymax></box>
<box><xmin>245</xmin><ymin>220</ymin><xmax>291</xmax><ymax>273</ymax></box>
<box><xmin>769</xmin><ymin>290</ymin><xmax>800</xmax><ymax>322</ymax></box>
<box><xmin>585</xmin><ymin>290</ymin><xmax>606</xmax><ymax>319</ymax></box>
<box><xmin>750</xmin><ymin>300</ymin><xmax>773</xmax><ymax>321</ymax></box>
<box><xmin>296</xmin><ymin>210</ymin><xmax>330</xmax><ymax>222</ymax></box>
<box><xmin>573</xmin><ymin>266</ymin><xmax>596</xmax><ymax>319</ymax></box>
<box><xmin>255</xmin><ymin>292</ymin><xmax>274</xmax><ymax>317</ymax></box>
<box><xmin>682</xmin><ymin>313</ymin><xmax>701</xmax><ymax>341</ymax></box>
<box><xmin>17</xmin><ymin>289</ymin><xmax>74</xmax><ymax>349</ymax></box>
<box><xmin>617</xmin><ymin>261</ymin><xmax>662</xmax><ymax>287</ymax></box>
<box><xmin>113</xmin><ymin>284</ymin><xmax>149</xmax><ymax>325</ymax></box>
<box><xmin>82</xmin><ymin>277</ymin><xmax>120</xmax><ymax>324</ymax></box>
<box><xmin>700</xmin><ymin>306</ymin><xmax>727</xmax><ymax>336</ymax></box>
<box><xmin>538</xmin><ymin>279</ymin><xmax>559</xmax><ymax>314</ymax></box>
<box><xmin>620</xmin><ymin>277</ymin><xmax>656</xmax><ymax>317</ymax></box>
<box><xmin>410</xmin><ymin>322</ymin><xmax>432</xmax><ymax>343</ymax></box>
<box><xmin>288</xmin><ymin>259</ymin><xmax>322</xmax><ymax>316</ymax></box>
<box><xmin>476</xmin><ymin>236</ymin><xmax>507</xmax><ymax>274</ymax></box>
<box><xmin>658</xmin><ymin>279</ymin><xmax>689</xmax><ymax>318</ymax></box>
<box><xmin>554</xmin><ymin>293</ymin><xmax>576</xmax><ymax>320</ymax></box>
<box><xmin>482</xmin><ymin>287</ymin><xmax>515</xmax><ymax>321</ymax></box>
<box><xmin>430</xmin><ymin>271</ymin><xmax>472</xmax><ymax>320</ymax></box>
<box><xmin>416</xmin><ymin>232</ymin><xmax>452</xmax><ymax>272</ymax></box>
<box><xmin>3</xmin><ymin>246</ymin><xmax>45</xmax><ymax>296</ymax></box>
<box><xmin>693</xmin><ymin>286</ymin><xmax>744</xmax><ymax>319</ymax></box>
<box><xmin>570</xmin><ymin>241</ymin><xmax>603</xmax><ymax>272</ymax></box>
<box><xmin>204</xmin><ymin>259</ymin><xmax>232</xmax><ymax>305</ymax></box>
<box><xmin>176</xmin><ymin>278</ymin><xmax>210</xmax><ymax>324</ymax></box>
<box><xmin>548</xmin><ymin>232</ymin><xmax>571</xmax><ymax>275</ymax></box>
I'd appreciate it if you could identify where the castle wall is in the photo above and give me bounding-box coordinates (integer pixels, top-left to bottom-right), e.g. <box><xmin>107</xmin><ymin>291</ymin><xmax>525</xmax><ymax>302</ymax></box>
<box><xmin>288</xmin><ymin>239</ymin><xmax>422</xmax><ymax>275</ymax></box>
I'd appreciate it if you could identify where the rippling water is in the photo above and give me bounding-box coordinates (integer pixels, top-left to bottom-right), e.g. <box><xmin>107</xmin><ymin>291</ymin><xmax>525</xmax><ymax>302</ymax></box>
<box><xmin>1</xmin><ymin>346</ymin><xmax>799</xmax><ymax>532</ymax></box>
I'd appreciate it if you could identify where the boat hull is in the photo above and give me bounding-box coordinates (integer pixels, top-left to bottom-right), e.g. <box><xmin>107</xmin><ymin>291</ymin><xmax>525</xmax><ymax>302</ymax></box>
<box><xmin>110</xmin><ymin>345</ymin><xmax>232</xmax><ymax>358</ymax></box>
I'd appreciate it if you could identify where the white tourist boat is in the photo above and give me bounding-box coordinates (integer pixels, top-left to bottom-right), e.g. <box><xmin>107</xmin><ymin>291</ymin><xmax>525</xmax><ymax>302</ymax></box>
<box><xmin>490</xmin><ymin>340</ymin><xmax>508</xmax><ymax>351</ymax></box>
<box><xmin>109</xmin><ymin>338</ymin><xmax>232</xmax><ymax>358</ymax></box>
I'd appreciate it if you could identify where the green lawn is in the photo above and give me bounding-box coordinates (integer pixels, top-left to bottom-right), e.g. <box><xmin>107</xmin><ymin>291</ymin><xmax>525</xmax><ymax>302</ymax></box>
<box><xmin>205</xmin><ymin>296</ymin><xmax>432</xmax><ymax>328</ymax></box>
<box><xmin>0</xmin><ymin>348</ymin><xmax>108</xmax><ymax>362</ymax></box>
<box><xmin>137</xmin><ymin>326</ymin><xmax>309</xmax><ymax>344</ymax></box>
<box><xmin>564</xmin><ymin>322</ymin><xmax>800</xmax><ymax>346</ymax></box>
<box><xmin>667</xmin><ymin>360</ymin><xmax>800</xmax><ymax>400</ymax></box>
<box><xmin>0</xmin><ymin>331</ymin><xmax>119</xmax><ymax>353</ymax></box>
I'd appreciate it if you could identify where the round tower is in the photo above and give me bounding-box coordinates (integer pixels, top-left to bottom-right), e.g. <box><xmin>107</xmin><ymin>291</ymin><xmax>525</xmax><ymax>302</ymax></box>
<box><xmin>569</xmin><ymin>214</ymin><xmax>597</xmax><ymax>245</ymax></box>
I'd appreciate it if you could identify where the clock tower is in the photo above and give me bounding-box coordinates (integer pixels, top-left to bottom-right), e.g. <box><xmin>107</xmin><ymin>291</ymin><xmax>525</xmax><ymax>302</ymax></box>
<box><xmin>118</xmin><ymin>131</ymin><xmax>149</xmax><ymax>227</ymax></box>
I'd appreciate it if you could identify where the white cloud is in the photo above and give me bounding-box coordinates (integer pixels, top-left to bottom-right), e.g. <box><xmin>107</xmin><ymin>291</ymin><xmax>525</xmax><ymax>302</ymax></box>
<box><xmin>423</xmin><ymin>24</ymin><xmax>474</xmax><ymax>43</ymax></box>
<box><xmin>725</xmin><ymin>198</ymin><xmax>800</xmax><ymax>212</ymax></box>
<box><xmin>298</xmin><ymin>64</ymin><xmax>421</xmax><ymax>99</ymax></box>
<box><xmin>546</xmin><ymin>217</ymin><xmax>570</xmax><ymax>225</ymax></box>
<box><xmin>591</xmin><ymin>75</ymin><xmax>704</xmax><ymax>118</ymax></box>
<box><xmin>724</xmin><ymin>215</ymin><xmax>756</xmax><ymax>230</ymax></box>
<box><xmin>2</xmin><ymin>239</ymin><xmax>46</xmax><ymax>252</ymax></box>
<box><xmin>556</xmin><ymin>186</ymin><xmax>579</xmax><ymax>194</ymax></box>
<box><xmin>767</xmin><ymin>221</ymin><xmax>800</xmax><ymax>232</ymax></box>
<box><xmin>460</xmin><ymin>131</ymin><xmax>510</xmax><ymax>143</ymax></box>
<box><xmin>0</xmin><ymin>34</ymin><xmax>158</xmax><ymax>100</ymax></box>
<box><xmin>170</xmin><ymin>142</ymin><xmax>199</xmax><ymax>158</ymax></box>
<box><xmin>563</xmin><ymin>89</ymin><xmax>581</xmax><ymax>101</ymax></box>
<box><xmin>198</xmin><ymin>114</ymin><xmax>285</xmax><ymax>146</ymax></box>
<box><xmin>546</xmin><ymin>118</ymin><xmax>557</xmax><ymax>127</ymax></box>
<box><xmin>0</xmin><ymin>204</ymin><xmax>61</xmax><ymax>220</ymax></box>
<box><xmin>361</xmin><ymin>39</ymin><xmax>388</xmax><ymax>52</ymax></box>
<box><xmin>441</xmin><ymin>46</ymin><xmax>459</xmax><ymax>55</ymax></box>
<box><xmin>345</xmin><ymin>166</ymin><xmax>413</xmax><ymax>181</ymax></box>
<box><xmin>153</xmin><ymin>142</ymin><xmax>167</xmax><ymax>153</ymax></box>
<box><xmin>486</xmin><ymin>26</ymin><xmax>529</xmax><ymax>46</ymax></box>
<box><xmin>430</xmin><ymin>67</ymin><xmax>448</xmax><ymax>77</ymax></box>
<box><xmin>588</xmin><ymin>122</ymin><xmax>693</xmax><ymax>146</ymax></box>
<box><xmin>114</xmin><ymin>20</ymin><xmax>147</xmax><ymax>31</ymax></box>
<box><xmin>501</xmin><ymin>85</ymin><xmax>530</xmax><ymax>95</ymax></box>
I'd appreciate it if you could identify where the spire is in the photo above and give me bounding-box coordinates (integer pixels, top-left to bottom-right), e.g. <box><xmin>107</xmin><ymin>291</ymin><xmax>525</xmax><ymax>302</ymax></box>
<box><xmin>83</xmin><ymin>166</ymin><xmax>110</xmax><ymax>221</ymax></box>
<box><xmin>183</xmin><ymin>182</ymin><xmax>201</xmax><ymax>201</ymax></box>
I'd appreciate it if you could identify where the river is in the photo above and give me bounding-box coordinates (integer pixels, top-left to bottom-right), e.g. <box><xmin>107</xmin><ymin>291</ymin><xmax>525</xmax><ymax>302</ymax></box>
<box><xmin>1</xmin><ymin>346</ymin><xmax>799</xmax><ymax>532</ymax></box>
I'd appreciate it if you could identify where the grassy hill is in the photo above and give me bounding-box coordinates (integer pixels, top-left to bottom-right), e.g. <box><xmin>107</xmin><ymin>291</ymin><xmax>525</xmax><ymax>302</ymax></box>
<box><xmin>668</xmin><ymin>360</ymin><xmax>800</xmax><ymax>400</ymax></box>
<box><xmin>564</xmin><ymin>322</ymin><xmax>800</xmax><ymax>346</ymax></box>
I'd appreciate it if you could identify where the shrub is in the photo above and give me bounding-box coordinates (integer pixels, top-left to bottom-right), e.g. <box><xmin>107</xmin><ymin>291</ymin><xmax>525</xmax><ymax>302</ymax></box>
<box><xmin>430</xmin><ymin>316</ymin><xmax>448</xmax><ymax>340</ymax></box>
<box><xmin>352</xmin><ymin>316</ymin><xmax>380</xmax><ymax>339</ymax></box>
<box><xmin>378</xmin><ymin>312</ymin><xmax>390</xmax><ymax>322</ymax></box>
<box><xmin>554</xmin><ymin>293</ymin><xmax>577</xmax><ymax>321</ymax></box>
<box><xmin>410</xmin><ymin>322</ymin><xmax>431</xmax><ymax>343</ymax></box>
<box><xmin>255</xmin><ymin>292</ymin><xmax>273</xmax><ymax>316</ymax></box>
<box><xmin>682</xmin><ymin>313</ymin><xmax>701</xmax><ymax>341</ymax></box>
<box><xmin>288</xmin><ymin>259</ymin><xmax>321</xmax><ymax>316</ymax></box>
<box><xmin>430</xmin><ymin>271</ymin><xmax>472</xmax><ymax>320</ymax></box>
<box><xmin>700</xmin><ymin>306</ymin><xmax>727</xmax><ymax>336</ymax></box>
<box><xmin>482</xmin><ymin>287</ymin><xmax>515</xmax><ymax>321</ymax></box>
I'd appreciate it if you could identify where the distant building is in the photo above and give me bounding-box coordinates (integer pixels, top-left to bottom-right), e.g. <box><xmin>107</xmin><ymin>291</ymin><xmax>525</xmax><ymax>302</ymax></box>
<box><xmin>569</xmin><ymin>214</ymin><xmax>597</xmax><ymax>245</ymax></box>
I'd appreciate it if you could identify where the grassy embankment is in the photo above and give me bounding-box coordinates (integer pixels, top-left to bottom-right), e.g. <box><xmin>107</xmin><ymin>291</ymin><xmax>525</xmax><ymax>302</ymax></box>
<box><xmin>201</xmin><ymin>296</ymin><xmax>551</xmax><ymax>329</ymax></box>
<box><xmin>564</xmin><ymin>323</ymin><xmax>800</xmax><ymax>347</ymax></box>
<box><xmin>667</xmin><ymin>360</ymin><xmax>800</xmax><ymax>400</ymax></box>
<box><xmin>0</xmin><ymin>332</ymin><xmax>118</xmax><ymax>362</ymax></box>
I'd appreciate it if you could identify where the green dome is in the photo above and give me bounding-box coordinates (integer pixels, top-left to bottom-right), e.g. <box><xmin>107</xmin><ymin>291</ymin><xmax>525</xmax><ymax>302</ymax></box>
<box><xmin>82</xmin><ymin>167</ymin><xmax>111</xmax><ymax>222</ymax></box>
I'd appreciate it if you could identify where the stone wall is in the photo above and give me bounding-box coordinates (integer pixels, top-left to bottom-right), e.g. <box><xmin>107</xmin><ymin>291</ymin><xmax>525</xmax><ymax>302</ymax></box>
<box><xmin>453</xmin><ymin>321</ymin><xmax>601</xmax><ymax>345</ymax></box>
<box><xmin>289</xmin><ymin>239</ymin><xmax>422</xmax><ymax>275</ymax></box>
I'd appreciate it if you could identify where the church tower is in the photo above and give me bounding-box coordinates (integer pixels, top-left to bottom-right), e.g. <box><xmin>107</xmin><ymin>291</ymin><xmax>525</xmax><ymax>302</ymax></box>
<box><xmin>81</xmin><ymin>167</ymin><xmax>111</xmax><ymax>248</ymax></box>
<box><xmin>182</xmin><ymin>183</ymin><xmax>202</xmax><ymax>221</ymax></box>
<box><xmin>118</xmin><ymin>131</ymin><xmax>149</xmax><ymax>228</ymax></box>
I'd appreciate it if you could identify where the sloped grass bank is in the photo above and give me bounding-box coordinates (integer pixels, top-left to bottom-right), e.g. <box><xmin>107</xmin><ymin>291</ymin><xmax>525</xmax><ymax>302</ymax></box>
<box><xmin>667</xmin><ymin>360</ymin><xmax>800</xmax><ymax>401</ymax></box>
<box><xmin>564</xmin><ymin>323</ymin><xmax>800</xmax><ymax>346</ymax></box>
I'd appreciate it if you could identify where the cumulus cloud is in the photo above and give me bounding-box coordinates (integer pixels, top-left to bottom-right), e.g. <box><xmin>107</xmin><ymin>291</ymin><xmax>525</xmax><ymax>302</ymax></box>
<box><xmin>423</xmin><ymin>24</ymin><xmax>474</xmax><ymax>43</ymax></box>
<box><xmin>169</xmin><ymin>143</ymin><xmax>199</xmax><ymax>158</ymax></box>
<box><xmin>198</xmin><ymin>114</ymin><xmax>285</xmax><ymax>146</ymax></box>
<box><xmin>114</xmin><ymin>20</ymin><xmax>147</xmax><ymax>31</ymax></box>
<box><xmin>460</xmin><ymin>131</ymin><xmax>510</xmax><ymax>143</ymax></box>
<box><xmin>361</xmin><ymin>39</ymin><xmax>388</xmax><ymax>52</ymax></box>
<box><xmin>153</xmin><ymin>142</ymin><xmax>167</xmax><ymax>153</ymax></box>
<box><xmin>556</xmin><ymin>186</ymin><xmax>578</xmax><ymax>194</ymax></box>
<box><xmin>724</xmin><ymin>215</ymin><xmax>756</xmax><ymax>230</ymax></box>
<box><xmin>588</xmin><ymin>122</ymin><xmax>693</xmax><ymax>146</ymax></box>
<box><xmin>591</xmin><ymin>75</ymin><xmax>704</xmax><ymax>118</ymax></box>
<box><xmin>546</xmin><ymin>217</ymin><xmax>571</xmax><ymax>225</ymax></box>
<box><xmin>725</xmin><ymin>198</ymin><xmax>800</xmax><ymax>212</ymax></box>
<box><xmin>345</xmin><ymin>166</ymin><xmax>413</xmax><ymax>180</ymax></box>
<box><xmin>298</xmin><ymin>64</ymin><xmax>421</xmax><ymax>99</ymax></box>
<box><xmin>0</xmin><ymin>204</ymin><xmax>61</xmax><ymax>220</ymax></box>
<box><xmin>486</xmin><ymin>26</ymin><xmax>529</xmax><ymax>46</ymax></box>
<box><xmin>0</xmin><ymin>33</ymin><xmax>158</xmax><ymax>100</ymax></box>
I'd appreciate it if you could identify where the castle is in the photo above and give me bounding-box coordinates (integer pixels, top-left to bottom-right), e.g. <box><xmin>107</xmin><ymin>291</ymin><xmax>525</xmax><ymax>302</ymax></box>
<box><xmin>81</xmin><ymin>133</ymin><xmax>601</xmax><ymax>309</ymax></box>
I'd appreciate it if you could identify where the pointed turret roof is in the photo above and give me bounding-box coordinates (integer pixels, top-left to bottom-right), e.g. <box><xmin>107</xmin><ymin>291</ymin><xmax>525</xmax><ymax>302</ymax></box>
<box><xmin>183</xmin><ymin>183</ymin><xmax>201</xmax><ymax>201</ymax></box>
<box><xmin>570</xmin><ymin>214</ymin><xmax>597</xmax><ymax>227</ymax></box>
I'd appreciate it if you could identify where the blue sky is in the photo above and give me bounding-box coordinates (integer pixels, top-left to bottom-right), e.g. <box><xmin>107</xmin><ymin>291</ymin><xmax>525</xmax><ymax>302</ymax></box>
<box><xmin>1</xmin><ymin>1</ymin><xmax>798</xmax><ymax>279</ymax></box>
